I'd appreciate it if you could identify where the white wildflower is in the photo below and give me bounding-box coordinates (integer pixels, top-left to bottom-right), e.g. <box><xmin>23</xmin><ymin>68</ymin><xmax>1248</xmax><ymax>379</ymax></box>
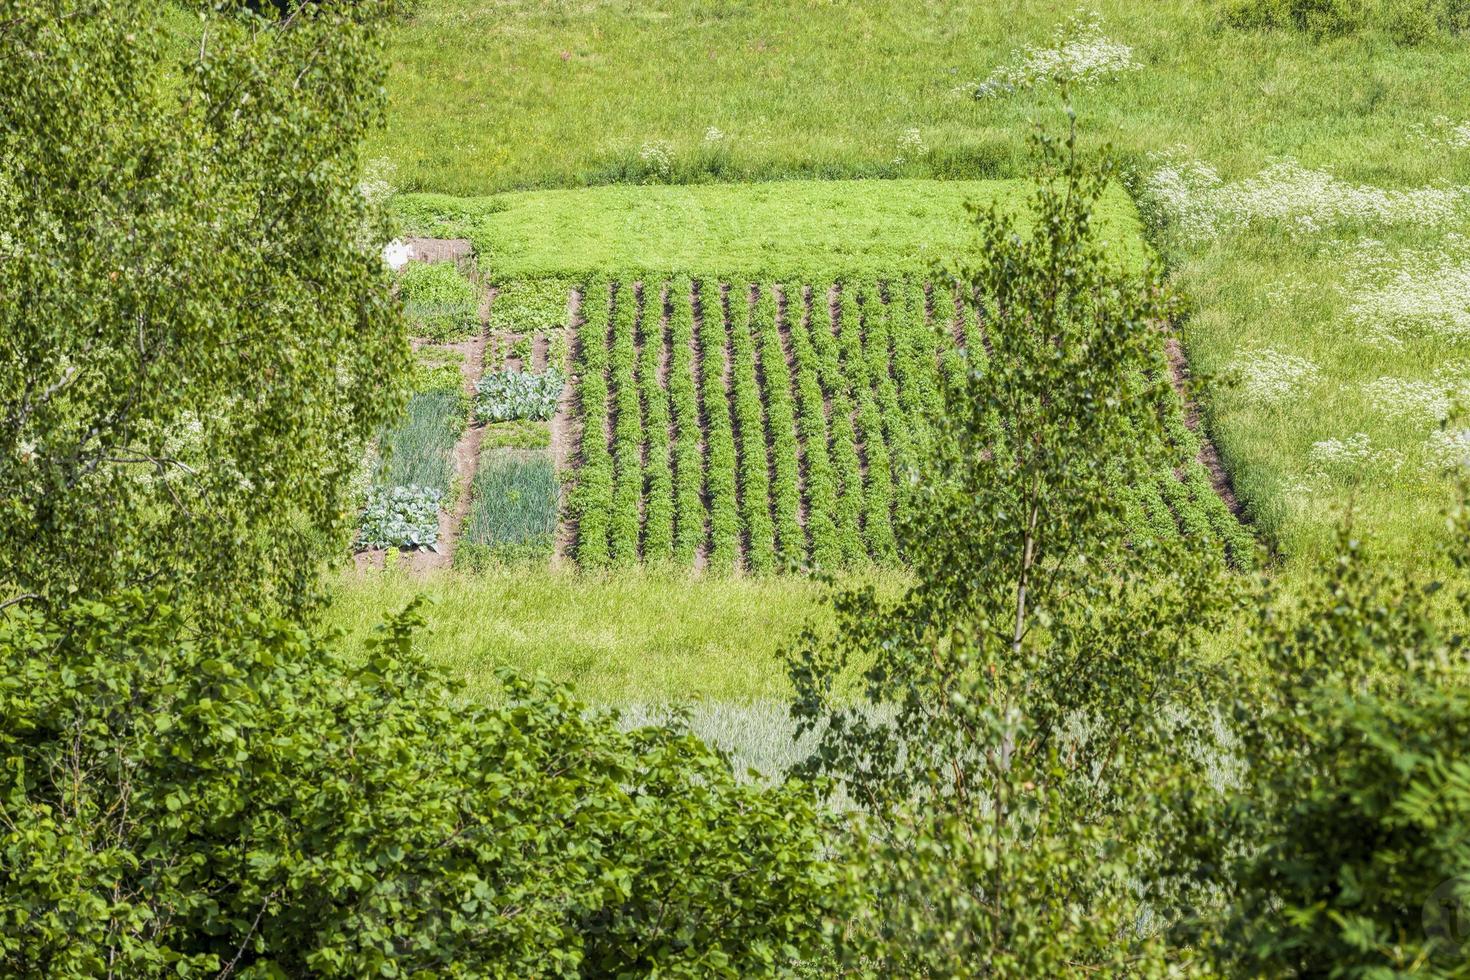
<box><xmin>16</xmin><ymin>439</ymin><xmax>37</xmax><ymax>465</ymax></box>
<box><xmin>1345</xmin><ymin>235</ymin><xmax>1470</xmax><ymax>346</ymax></box>
<box><xmin>959</xmin><ymin>13</ymin><xmax>1139</xmax><ymax>99</ymax></box>
<box><xmin>1414</xmin><ymin>116</ymin><xmax>1470</xmax><ymax>151</ymax></box>
<box><xmin>1142</xmin><ymin>153</ymin><xmax>1469</xmax><ymax>244</ymax></box>
<box><xmin>1364</xmin><ymin>365</ymin><xmax>1470</xmax><ymax>424</ymax></box>
<box><xmin>357</xmin><ymin>158</ymin><xmax>398</xmax><ymax>207</ymax></box>
<box><xmin>1427</xmin><ymin>427</ymin><xmax>1470</xmax><ymax>470</ymax></box>
<box><xmin>639</xmin><ymin>139</ymin><xmax>673</xmax><ymax>179</ymax></box>
<box><xmin>893</xmin><ymin>127</ymin><xmax>926</xmax><ymax>165</ymax></box>
<box><xmin>1230</xmin><ymin>347</ymin><xmax>1319</xmax><ymax>404</ymax></box>
<box><xmin>1309</xmin><ymin>432</ymin><xmax>1403</xmax><ymax>481</ymax></box>
<box><xmin>382</xmin><ymin>239</ymin><xmax>412</xmax><ymax>272</ymax></box>
<box><xmin>703</xmin><ymin>126</ymin><xmax>725</xmax><ymax>143</ymax></box>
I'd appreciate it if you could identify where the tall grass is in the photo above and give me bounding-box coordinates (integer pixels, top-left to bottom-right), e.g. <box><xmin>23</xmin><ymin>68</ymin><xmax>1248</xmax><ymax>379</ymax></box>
<box><xmin>462</xmin><ymin>449</ymin><xmax>557</xmax><ymax>552</ymax></box>
<box><xmin>325</xmin><ymin>566</ymin><xmax>908</xmax><ymax>703</ymax></box>
<box><xmin>374</xmin><ymin>389</ymin><xmax>463</xmax><ymax>495</ymax></box>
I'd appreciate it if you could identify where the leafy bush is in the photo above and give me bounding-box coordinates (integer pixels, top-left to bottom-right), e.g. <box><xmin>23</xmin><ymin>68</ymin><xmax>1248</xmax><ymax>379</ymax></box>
<box><xmin>399</xmin><ymin>261</ymin><xmax>479</xmax><ymax>341</ymax></box>
<box><xmin>358</xmin><ymin>483</ymin><xmax>442</xmax><ymax>549</ymax></box>
<box><xmin>1189</xmin><ymin>528</ymin><xmax>1470</xmax><ymax>976</ymax></box>
<box><xmin>474</xmin><ymin>368</ymin><xmax>564</xmax><ymax>422</ymax></box>
<box><xmin>0</xmin><ymin>591</ymin><xmax>845</xmax><ymax>976</ymax></box>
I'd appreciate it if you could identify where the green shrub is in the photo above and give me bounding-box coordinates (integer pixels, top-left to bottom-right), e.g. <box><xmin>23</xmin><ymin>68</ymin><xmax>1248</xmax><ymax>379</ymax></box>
<box><xmin>399</xmin><ymin>261</ymin><xmax>479</xmax><ymax>340</ymax></box>
<box><xmin>474</xmin><ymin>368</ymin><xmax>564</xmax><ymax>422</ymax></box>
<box><xmin>0</xmin><ymin>592</ymin><xmax>845</xmax><ymax>976</ymax></box>
<box><xmin>1191</xmin><ymin>527</ymin><xmax>1470</xmax><ymax>976</ymax></box>
<box><xmin>357</xmin><ymin>483</ymin><xmax>442</xmax><ymax>549</ymax></box>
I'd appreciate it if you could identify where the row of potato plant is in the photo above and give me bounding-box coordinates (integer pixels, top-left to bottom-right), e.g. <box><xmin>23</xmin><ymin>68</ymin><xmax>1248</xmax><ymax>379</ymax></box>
<box><xmin>563</xmin><ymin>276</ymin><xmax>1254</xmax><ymax>572</ymax></box>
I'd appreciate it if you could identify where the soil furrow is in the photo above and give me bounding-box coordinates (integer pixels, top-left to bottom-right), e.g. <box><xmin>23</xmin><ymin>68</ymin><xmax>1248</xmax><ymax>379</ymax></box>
<box><xmin>1164</xmin><ymin>336</ymin><xmax>1247</xmax><ymax>519</ymax></box>
<box><xmin>719</xmin><ymin>282</ymin><xmax>747</xmax><ymax>567</ymax></box>
<box><xmin>550</xmin><ymin>285</ymin><xmax>584</xmax><ymax>567</ymax></box>
<box><xmin>689</xmin><ymin>280</ymin><xmax>712</xmax><ymax>571</ymax></box>
<box><xmin>774</xmin><ymin>285</ymin><xmax>810</xmax><ymax>534</ymax></box>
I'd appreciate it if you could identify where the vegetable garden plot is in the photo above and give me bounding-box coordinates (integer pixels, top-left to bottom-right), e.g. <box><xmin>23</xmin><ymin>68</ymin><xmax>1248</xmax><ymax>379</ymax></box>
<box><xmin>561</xmin><ymin>277</ymin><xmax>1255</xmax><ymax>573</ymax></box>
<box><xmin>460</xmin><ymin>449</ymin><xmax>559</xmax><ymax>563</ymax></box>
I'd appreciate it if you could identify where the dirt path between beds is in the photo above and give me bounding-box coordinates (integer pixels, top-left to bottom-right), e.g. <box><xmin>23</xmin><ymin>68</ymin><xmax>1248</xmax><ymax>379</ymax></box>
<box><xmin>1164</xmin><ymin>334</ymin><xmax>1245</xmax><ymax>518</ymax></box>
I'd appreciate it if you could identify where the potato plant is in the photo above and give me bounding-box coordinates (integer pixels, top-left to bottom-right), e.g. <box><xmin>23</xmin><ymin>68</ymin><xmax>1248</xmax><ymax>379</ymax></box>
<box><xmin>699</xmin><ymin>281</ymin><xmax>742</xmax><ymax>570</ymax></box>
<box><xmin>754</xmin><ymin>284</ymin><xmax>806</xmax><ymax>566</ymax></box>
<box><xmin>667</xmin><ymin>278</ymin><xmax>707</xmax><ymax>564</ymax></box>
<box><xmin>639</xmin><ymin>284</ymin><xmax>675</xmax><ymax>561</ymax></box>
<box><xmin>730</xmin><ymin>286</ymin><xmax>775</xmax><ymax>573</ymax></box>
<box><xmin>570</xmin><ymin>280</ymin><xmax>613</xmax><ymax>567</ymax></box>
<box><xmin>608</xmin><ymin>282</ymin><xmax>643</xmax><ymax>566</ymax></box>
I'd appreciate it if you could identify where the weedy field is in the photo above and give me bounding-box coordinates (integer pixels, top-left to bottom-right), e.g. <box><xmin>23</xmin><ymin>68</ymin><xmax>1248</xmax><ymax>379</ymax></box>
<box><xmin>325</xmin><ymin>0</ymin><xmax>1470</xmax><ymax>744</ymax></box>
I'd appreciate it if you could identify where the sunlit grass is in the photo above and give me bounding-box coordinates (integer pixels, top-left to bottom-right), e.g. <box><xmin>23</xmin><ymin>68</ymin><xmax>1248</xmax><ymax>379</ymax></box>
<box><xmin>325</xmin><ymin>565</ymin><xmax>908</xmax><ymax>703</ymax></box>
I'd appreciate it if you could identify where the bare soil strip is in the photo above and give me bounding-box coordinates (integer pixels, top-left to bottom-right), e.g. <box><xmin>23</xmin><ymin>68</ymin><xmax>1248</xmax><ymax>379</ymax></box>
<box><xmin>550</xmin><ymin>285</ymin><xmax>584</xmax><ymax>567</ymax></box>
<box><xmin>656</xmin><ymin>284</ymin><xmax>678</xmax><ymax>500</ymax></box>
<box><xmin>774</xmin><ymin>285</ymin><xmax>810</xmax><ymax>535</ymax></box>
<box><xmin>532</xmin><ymin>331</ymin><xmax>550</xmax><ymax>373</ymax></box>
<box><xmin>1164</xmin><ymin>336</ymin><xmax>1246</xmax><ymax>518</ymax></box>
<box><xmin>748</xmin><ymin>284</ymin><xmax>781</xmax><ymax>538</ymax></box>
<box><xmin>631</xmin><ymin>282</ymin><xmax>648</xmax><ymax>552</ymax></box>
<box><xmin>719</xmin><ymin>283</ymin><xmax>747</xmax><ymax>568</ymax></box>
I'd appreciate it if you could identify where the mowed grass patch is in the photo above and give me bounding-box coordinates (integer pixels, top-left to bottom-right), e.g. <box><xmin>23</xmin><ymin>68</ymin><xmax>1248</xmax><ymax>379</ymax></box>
<box><xmin>393</xmin><ymin>179</ymin><xmax>1149</xmax><ymax>282</ymax></box>
<box><xmin>325</xmin><ymin>568</ymin><xmax>907</xmax><ymax>703</ymax></box>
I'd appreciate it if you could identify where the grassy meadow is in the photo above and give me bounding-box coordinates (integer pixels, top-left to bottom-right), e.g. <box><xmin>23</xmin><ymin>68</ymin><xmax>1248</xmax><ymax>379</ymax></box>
<box><xmin>326</xmin><ymin>566</ymin><xmax>904</xmax><ymax>703</ymax></box>
<box><xmin>373</xmin><ymin>0</ymin><xmax>1470</xmax><ymax>567</ymax></box>
<box><xmin>322</xmin><ymin>0</ymin><xmax>1470</xmax><ymax>713</ymax></box>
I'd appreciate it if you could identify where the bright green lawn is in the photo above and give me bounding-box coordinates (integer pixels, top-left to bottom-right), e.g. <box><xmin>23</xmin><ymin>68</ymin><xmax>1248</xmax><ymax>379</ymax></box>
<box><xmin>326</xmin><ymin>567</ymin><xmax>905</xmax><ymax>703</ymax></box>
<box><xmin>394</xmin><ymin>178</ymin><xmax>1147</xmax><ymax>281</ymax></box>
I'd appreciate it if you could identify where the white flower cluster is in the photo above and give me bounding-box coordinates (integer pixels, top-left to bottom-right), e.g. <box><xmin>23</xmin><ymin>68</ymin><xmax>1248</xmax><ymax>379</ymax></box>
<box><xmin>1229</xmin><ymin>347</ymin><xmax>1320</xmax><ymax>404</ymax></box>
<box><xmin>1309</xmin><ymin>432</ymin><xmax>1404</xmax><ymax>480</ymax></box>
<box><xmin>1415</xmin><ymin>116</ymin><xmax>1470</xmax><ymax>151</ymax></box>
<box><xmin>1364</xmin><ymin>364</ymin><xmax>1470</xmax><ymax>423</ymax></box>
<box><xmin>1344</xmin><ymin>235</ymin><xmax>1470</xmax><ymax>347</ymax></box>
<box><xmin>357</xmin><ymin>158</ymin><xmax>398</xmax><ymax>208</ymax></box>
<box><xmin>958</xmin><ymin>13</ymin><xmax>1140</xmax><ymax>99</ymax></box>
<box><xmin>893</xmin><ymin>127</ymin><xmax>926</xmax><ymax>165</ymax></box>
<box><xmin>1143</xmin><ymin>153</ymin><xmax>1469</xmax><ymax>243</ymax></box>
<box><xmin>639</xmin><ymin>139</ymin><xmax>674</xmax><ymax>179</ymax></box>
<box><xmin>703</xmin><ymin>126</ymin><xmax>725</xmax><ymax>144</ymax></box>
<box><xmin>1427</xmin><ymin>427</ymin><xmax>1470</xmax><ymax>470</ymax></box>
